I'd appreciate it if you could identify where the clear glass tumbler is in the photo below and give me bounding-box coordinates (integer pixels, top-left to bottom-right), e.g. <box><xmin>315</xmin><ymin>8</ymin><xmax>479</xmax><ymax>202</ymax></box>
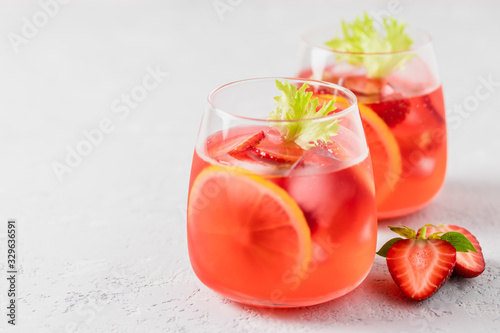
<box><xmin>298</xmin><ymin>25</ymin><xmax>447</xmax><ymax>219</ymax></box>
<box><xmin>187</xmin><ymin>78</ymin><xmax>377</xmax><ymax>307</ymax></box>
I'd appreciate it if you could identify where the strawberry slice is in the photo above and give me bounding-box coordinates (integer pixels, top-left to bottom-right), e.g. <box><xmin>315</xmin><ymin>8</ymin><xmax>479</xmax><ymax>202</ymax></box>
<box><xmin>386</xmin><ymin>239</ymin><xmax>456</xmax><ymax>301</ymax></box>
<box><xmin>418</xmin><ymin>225</ymin><xmax>485</xmax><ymax>278</ymax></box>
<box><xmin>228</xmin><ymin>128</ymin><xmax>304</xmax><ymax>165</ymax></box>
<box><xmin>208</xmin><ymin>128</ymin><xmax>267</xmax><ymax>159</ymax></box>
<box><xmin>366</xmin><ymin>94</ymin><xmax>410</xmax><ymax>127</ymax></box>
<box><xmin>227</xmin><ymin>131</ymin><xmax>265</xmax><ymax>156</ymax></box>
<box><xmin>247</xmin><ymin>139</ymin><xmax>304</xmax><ymax>165</ymax></box>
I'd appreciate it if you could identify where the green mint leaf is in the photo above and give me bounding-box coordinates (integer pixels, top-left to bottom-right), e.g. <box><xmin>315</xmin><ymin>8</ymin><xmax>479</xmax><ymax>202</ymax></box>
<box><xmin>440</xmin><ymin>231</ymin><xmax>478</xmax><ymax>253</ymax></box>
<box><xmin>376</xmin><ymin>237</ymin><xmax>403</xmax><ymax>257</ymax></box>
<box><xmin>325</xmin><ymin>12</ymin><xmax>414</xmax><ymax>78</ymax></box>
<box><xmin>269</xmin><ymin>80</ymin><xmax>338</xmax><ymax>149</ymax></box>
<box><xmin>388</xmin><ymin>225</ymin><xmax>416</xmax><ymax>239</ymax></box>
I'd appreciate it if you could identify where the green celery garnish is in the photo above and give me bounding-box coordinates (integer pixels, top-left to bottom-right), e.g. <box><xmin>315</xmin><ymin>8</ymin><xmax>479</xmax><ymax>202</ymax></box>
<box><xmin>268</xmin><ymin>80</ymin><xmax>338</xmax><ymax>149</ymax></box>
<box><xmin>325</xmin><ymin>12</ymin><xmax>414</xmax><ymax>78</ymax></box>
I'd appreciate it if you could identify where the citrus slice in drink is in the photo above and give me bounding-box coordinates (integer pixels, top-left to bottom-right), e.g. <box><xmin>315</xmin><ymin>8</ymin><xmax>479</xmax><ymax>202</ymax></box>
<box><xmin>358</xmin><ymin>103</ymin><xmax>402</xmax><ymax>206</ymax></box>
<box><xmin>315</xmin><ymin>94</ymin><xmax>401</xmax><ymax>206</ymax></box>
<box><xmin>188</xmin><ymin>165</ymin><xmax>312</xmax><ymax>300</ymax></box>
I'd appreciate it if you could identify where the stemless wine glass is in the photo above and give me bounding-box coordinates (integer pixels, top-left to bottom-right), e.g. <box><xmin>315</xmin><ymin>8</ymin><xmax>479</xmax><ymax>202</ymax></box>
<box><xmin>298</xmin><ymin>24</ymin><xmax>447</xmax><ymax>219</ymax></box>
<box><xmin>187</xmin><ymin>78</ymin><xmax>377</xmax><ymax>307</ymax></box>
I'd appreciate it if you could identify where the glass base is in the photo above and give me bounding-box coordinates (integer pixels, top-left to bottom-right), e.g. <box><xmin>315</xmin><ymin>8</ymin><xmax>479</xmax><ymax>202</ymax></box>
<box><xmin>217</xmin><ymin>269</ymin><xmax>372</xmax><ymax>309</ymax></box>
<box><xmin>376</xmin><ymin>187</ymin><xmax>444</xmax><ymax>220</ymax></box>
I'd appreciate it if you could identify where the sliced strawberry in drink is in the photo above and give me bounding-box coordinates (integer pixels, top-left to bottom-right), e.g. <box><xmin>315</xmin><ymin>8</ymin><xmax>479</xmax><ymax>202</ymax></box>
<box><xmin>227</xmin><ymin>131</ymin><xmax>265</xmax><ymax>156</ymax></box>
<box><xmin>366</xmin><ymin>94</ymin><xmax>411</xmax><ymax>127</ymax></box>
<box><xmin>418</xmin><ymin>224</ymin><xmax>485</xmax><ymax>278</ymax></box>
<box><xmin>386</xmin><ymin>238</ymin><xmax>456</xmax><ymax>301</ymax></box>
<box><xmin>247</xmin><ymin>139</ymin><xmax>304</xmax><ymax>165</ymax></box>
<box><xmin>207</xmin><ymin>127</ymin><xmax>267</xmax><ymax>159</ymax></box>
<box><xmin>226</xmin><ymin>127</ymin><xmax>304</xmax><ymax>166</ymax></box>
<box><xmin>249</xmin><ymin>147</ymin><xmax>298</xmax><ymax>164</ymax></box>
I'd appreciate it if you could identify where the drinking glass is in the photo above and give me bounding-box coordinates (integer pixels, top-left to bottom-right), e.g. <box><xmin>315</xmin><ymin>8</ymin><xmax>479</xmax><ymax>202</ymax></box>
<box><xmin>187</xmin><ymin>77</ymin><xmax>377</xmax><ymax>307</ymax></box>
<box><xmin>298</xmin><ymin>25</ymin><xmax>447</xmax><ymax>219</ymax></box>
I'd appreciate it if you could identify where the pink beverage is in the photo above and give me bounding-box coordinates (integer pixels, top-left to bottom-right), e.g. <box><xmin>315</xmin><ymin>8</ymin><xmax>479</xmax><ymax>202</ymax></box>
<box><xmin>298</xmin><ymin>17</ymin><xmax>447</xmax><ymax>218</ymax></box>
<box><xmin>187</xmin><ymin>78</ymin><xmax>377</xmax><ymax>307</ymax></box>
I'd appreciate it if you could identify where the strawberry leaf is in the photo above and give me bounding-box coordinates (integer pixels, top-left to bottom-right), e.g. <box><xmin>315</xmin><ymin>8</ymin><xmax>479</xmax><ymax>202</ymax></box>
<box><xmin>441</xmin><ymin>231</ymin><xmax>478</xmax><ymax>253</ymax></box>
<box><xmin>388</xmin><ymin>225</ymin><xmax>416</xmax><ymax>239</ymax></box>
<box><xmin>325</xmin><ymin>12</ymin><xmax>414</xmax><ymax>78</ymax></box>
<box><xmin>427</xmin><ymin>232</ymin><xmax>443</xmax><ymax>240</ymax></box>
<box><xmin>417</xmin><ymin>224</ymin><xmax>443</xmax><ymax>239</ymax></box>
<box><xmin>376</xmin><ymin>237</ymin><xmax>403</xmax><ymax>257</ymax></box>
<box><xmin>269</xmin><ymin>80</ymin><xmax>338</xmax><ymax>149</ymax></box>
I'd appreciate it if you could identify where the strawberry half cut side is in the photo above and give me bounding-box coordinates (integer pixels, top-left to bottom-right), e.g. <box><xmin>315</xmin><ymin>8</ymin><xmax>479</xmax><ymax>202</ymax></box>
<box><xmin>386</xmin><ymin>239</ymin><xmax>456</xmax><ymax>301</ymax></box>
<box><xmin>418</xmin><ymin>224</ymin><xmax>485</xmax><ymax>278</ymax></box>
<box><xmin>377</xmin><ymin>224</ymin><xmax>481</xmax><ymax>301</ymax></box>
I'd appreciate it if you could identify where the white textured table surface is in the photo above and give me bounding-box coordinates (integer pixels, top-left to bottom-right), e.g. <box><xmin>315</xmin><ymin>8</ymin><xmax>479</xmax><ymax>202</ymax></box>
<box><xmin>1</xmin><ymin>1</ymin><xmax>500</xmax><ymax>332</ymax></box>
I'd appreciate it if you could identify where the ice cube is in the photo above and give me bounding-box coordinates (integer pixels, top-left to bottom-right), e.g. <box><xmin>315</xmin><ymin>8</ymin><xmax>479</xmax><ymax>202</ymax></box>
<box><xmin>333</xmin><ymin>126</ymin><xmax>368</xmax><ymax>161</ymax></box>
<box><xmin>343</xmin><ymin>76</ymin><xmax>385</xmax><ymax>97</ymax></box>
<box><xmin>288</xmin><ymin>145</ymin><xmax>349</xmax><ymax>177</ymax></box>
<box><xmin>285</xmin><ymin>146</ymin><xmax>360</xmax><ymax>232</ymax></box>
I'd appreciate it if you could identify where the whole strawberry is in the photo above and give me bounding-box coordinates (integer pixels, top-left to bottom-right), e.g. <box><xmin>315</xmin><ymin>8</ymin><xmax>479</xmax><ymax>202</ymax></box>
<box><xmin>377</xmin><ymin>225</ymin><xmax>479</xmax><ymax>301</ymax></box>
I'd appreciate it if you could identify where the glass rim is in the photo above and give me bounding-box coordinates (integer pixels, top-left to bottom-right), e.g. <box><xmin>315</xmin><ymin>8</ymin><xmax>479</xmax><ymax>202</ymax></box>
<box><xmin>207</xmin><ymin>77</ymin><xmax>359</xmax><ymax>123</ymax></box>
<box><xmin>301</xmin><ymin>23</ymin><xmax>432</xmax><ymax>56</ymax></box>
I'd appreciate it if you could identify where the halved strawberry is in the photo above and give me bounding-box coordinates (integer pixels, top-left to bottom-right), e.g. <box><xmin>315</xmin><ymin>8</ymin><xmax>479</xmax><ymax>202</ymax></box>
<box><xmin>377</xmin><ymin>225</ymin><xmax>479</xmax><ymax>301</ymax></box>
<box><xmin>418</xmin><ymin>224</ymin><xmax>485</xmax><ymax>278</ymax></box>
<box><xmin>366</xmin><ymin>94</ymin><xmax>410</xmax><ymax>127</ymax></box>
<box><xmin>386</xmin><ymin>238</ymin><xmax>456</xmax><ymax>301</ymax></box>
